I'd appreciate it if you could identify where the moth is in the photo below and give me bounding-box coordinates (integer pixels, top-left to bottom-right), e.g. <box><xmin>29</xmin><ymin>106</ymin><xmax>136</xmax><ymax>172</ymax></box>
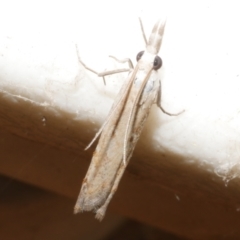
<box><xmin>74</xmin><ymin>18</ymin><xmax>182</xmax><ymax>220</ymax></box>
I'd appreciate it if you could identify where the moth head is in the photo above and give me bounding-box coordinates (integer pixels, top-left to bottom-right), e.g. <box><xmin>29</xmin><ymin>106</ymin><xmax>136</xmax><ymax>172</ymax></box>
<box><xmin>136</xmin><ymin>51</ymin><xmax>162</xmax><ymax>70</ymax></box>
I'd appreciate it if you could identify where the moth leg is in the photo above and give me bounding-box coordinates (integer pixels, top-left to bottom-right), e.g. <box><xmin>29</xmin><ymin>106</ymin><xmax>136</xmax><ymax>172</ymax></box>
<box><xmin>76</xmin><ymin>44</ymin><xmax>131</xmax><ymax>85</ymax></box>
<box><xmin>95</xmin><ymin>162</ymin><xmax>128</xmax><ymax>221</ymax></box>
<box><xmin>156</xmin><ymin>81</ymin><xmax>185</xmax><ymax>116</ymax></box>
<box><xmin>109</xmin><ymin>55</ymin><xmax>134</xmax><ymax>69</ymax></box>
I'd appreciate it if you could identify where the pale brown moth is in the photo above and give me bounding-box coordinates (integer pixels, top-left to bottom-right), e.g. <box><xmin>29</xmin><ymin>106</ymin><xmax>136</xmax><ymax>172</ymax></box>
<box><xmin>74</xmin><ymin>18</ymin><xmax>182</xmax><ymax>220</ymax></box>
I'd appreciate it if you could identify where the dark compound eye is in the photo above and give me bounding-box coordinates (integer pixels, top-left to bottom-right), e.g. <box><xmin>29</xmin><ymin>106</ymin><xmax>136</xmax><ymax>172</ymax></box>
<box><xmin>136</xmin><ymin>51</ymin><xmax>144</xmax><ymax>61</ymax></box>
<box><xmin>153</xmin><ymin>56</ymin><xmax>162</xmax><ymax>70</ymax></box>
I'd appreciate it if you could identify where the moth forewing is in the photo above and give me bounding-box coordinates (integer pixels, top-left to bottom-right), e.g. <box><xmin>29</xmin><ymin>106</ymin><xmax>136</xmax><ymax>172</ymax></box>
<box><xmin>74</xmin><ymin>66</ymin><xmax>140</xmax><ymax>212</ymax></box>
<box><xmin>74</xmin><ymin>19</ymin><xmax>167</xmax><ymax>220</ymax></box>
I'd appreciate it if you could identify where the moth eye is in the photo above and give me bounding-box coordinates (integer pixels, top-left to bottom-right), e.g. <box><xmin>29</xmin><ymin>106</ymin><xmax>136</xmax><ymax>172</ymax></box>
<box><xmin>153</xmin><ymin>56</ymin><xmax>162</xmax><ymax>70</ymax></box>
<box><xmin>136</xmin><ymin>51</ymin><xmax>144</xmax><ymax>61</ymax></box>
